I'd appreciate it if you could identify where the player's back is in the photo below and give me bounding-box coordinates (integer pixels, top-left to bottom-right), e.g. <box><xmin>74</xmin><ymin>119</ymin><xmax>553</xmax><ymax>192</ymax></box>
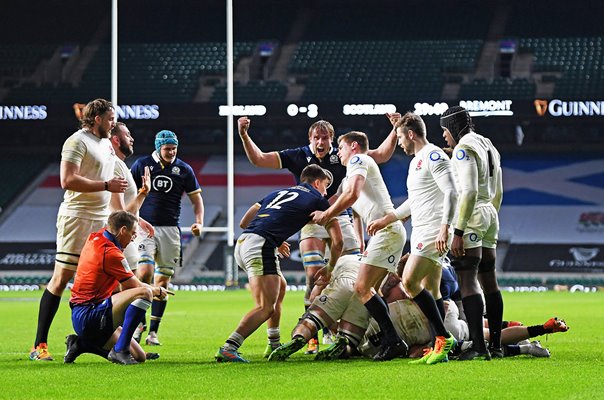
<box><xmin>244</xmin><ymin>183</ymin><xmax>330</xmax><ymax>247</ymax></box>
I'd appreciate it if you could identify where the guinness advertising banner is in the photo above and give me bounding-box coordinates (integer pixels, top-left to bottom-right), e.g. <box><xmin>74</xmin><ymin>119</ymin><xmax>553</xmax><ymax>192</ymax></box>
<box><xmin>0</xmin><ymin>243</ymin><xmax>55</xmax><ymax>271</ymax></box>
<box><xmin>503</xmin><ymin>244</ymin><xmax>604</xmax><ymax>273</ymax></box>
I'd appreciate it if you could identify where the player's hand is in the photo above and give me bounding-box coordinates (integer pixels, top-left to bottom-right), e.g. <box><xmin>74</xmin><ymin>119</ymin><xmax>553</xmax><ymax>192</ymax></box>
<box><xmin>140</xmin><ymin>166</ymin><xmax>151</xmax><ymax>194</ymax></box>
<box><xmin>191</xmin><ymin>223</ymin><xmax>202</xmax><ymax>236</ymax></box>
<box><xmin>314</xmin><ymin>266</ymin><xmax>332</xmax><ymax>286</ymax></box>
<box><xmin>451</xmin><ymin>235</ymin><xmax>465</xmax><ymax>258</ymax></box>
<box><xmin>107</xmin><ymin>177</ymin><xmax>129</xmax><ymax>193</ymax></box>
<box><xmin>435</xmin><ymin>225</ymin><xmax>449</xmax><ymax>255</ymax></box>
<box><xmin>139</xmin><ymin>219</ymin><xmax>154</xmax><ymax>238</ymax></box>
<box><xmin>367</xmin><ymin>217</ymin><xmax>387</xmax><ymax>236</ymax></box>
<box><xmin>386</xmin><ymin>112</ymin><xmax>401</xmax><ymax>128</ymax></box>
<box><xmin>310</xmin><ymin>210</ymin><xmax>328</xmax><ymax>225</ymax></box>
<box><xmin>155</xmin><ymin>286</ymin><xmax>168</xmax><ymax>300</ymax></box>
<box><xmin>238</xmin><ymin>116</ymin><xmax>250</xmax><ymax>137</ymax></box>
<box><xmin>277</xmin><ymin>241</ymin><xmax>290</xmax><ymax>258</ymax></box>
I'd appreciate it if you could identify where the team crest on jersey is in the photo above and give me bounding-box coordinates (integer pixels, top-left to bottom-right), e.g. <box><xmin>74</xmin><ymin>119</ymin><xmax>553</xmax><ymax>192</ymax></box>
<box><xmin>329</xmin><ymin>154</ymin><xmax>339</xmax><ymax>164</ymax></box>
<box><xmin>416</xmin><ymin>160</ymin><xmax>423</xmax><ymax>171</ymax></box>
<box><xmin>416</xmin><ymin>242</ymin><xmax>423</xmax><ymax>250</ymax></box>
<box><xmin>171</xmin><ymin>166</ymin><xmax>180</xmax><ymax>175</ymax></box>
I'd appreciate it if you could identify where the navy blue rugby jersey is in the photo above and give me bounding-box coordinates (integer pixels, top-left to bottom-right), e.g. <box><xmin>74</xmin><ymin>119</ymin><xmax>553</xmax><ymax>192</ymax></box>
<box><xmin>244</xmin><ymin>182</ymin><xmax>331</xmax><ymax>247</ymax></box>
<box><xmin>131</xmin><ymin>152</ymin><xmax>201</xmax><ymax>226</ymax></box>
<box><xmin>279</xmin><ymin>145</ymin><xmax>345</xmax><ymax>199</ymax></box>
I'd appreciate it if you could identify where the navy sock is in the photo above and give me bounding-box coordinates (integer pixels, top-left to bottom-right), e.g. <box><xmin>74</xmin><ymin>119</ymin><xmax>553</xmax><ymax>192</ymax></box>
<box><xmin>115</xmin><ymin>299</ymin><xmax>150</xmax><ymax>352</ymax></box>
<box><xmin>35</xmin><ymin>289</ymin><xmax>62</xmax><ymax>346</ymax></box>
<box><xmin>484</xmin><ymin>290</ymin><xmax>504</xmax><ymax>349</ymax></box>
<box><xmin>364</xmin><ymin>294</ymin><xmax>400</xmax><ymax>345</ymax></box>
<box><xmin>413</xmin><ymin>289</ymin><xmax>448</xmax><ymax>338</ymax></box>
<box><xmin>435</xmin><ymin>298</ymin><xmax>445</xmax><ymax>319</ymax></box>
<box><xmin>149</xmin><ymin>299</ymin><xmax>167</xmax><ymax>333</ymax></box>
<box><xmin>462</xmin><ymin>294</ymin><xmax>487</xmax><ymax>351</ymax></box>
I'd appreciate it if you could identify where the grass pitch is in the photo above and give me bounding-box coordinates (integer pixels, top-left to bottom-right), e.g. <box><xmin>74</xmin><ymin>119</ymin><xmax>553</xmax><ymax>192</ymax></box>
<box><xmin>0</xmin><ymin>289</ymin><xmax>602</xmax><ymax>399</ymax></box>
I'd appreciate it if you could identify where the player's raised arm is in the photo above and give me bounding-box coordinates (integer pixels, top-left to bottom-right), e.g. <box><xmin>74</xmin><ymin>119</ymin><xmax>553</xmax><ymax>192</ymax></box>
<box><xmin>238</xmin><ymin>116</ymin><xmax>281</xmax><ymax>169</ymax></box>
<box><xmin>367</xmin><ymin>113</ymin><xmax>400</xmax><ymax>164</ymax></box>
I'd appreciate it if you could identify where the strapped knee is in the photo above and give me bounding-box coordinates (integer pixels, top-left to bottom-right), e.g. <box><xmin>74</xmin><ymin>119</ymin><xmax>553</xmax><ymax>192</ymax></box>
<box><xmin>451</xmin><ymin>256</ymin><xmax>481</xmax><ymax>271</ymax></box>
<box><xmin>299</xmin><ymin>311</ymin><xmax>325</xmax><ymax>331</ymax></box>
<box><xmin>478</xmin><ymin>259</ymin><xmax>496</xmax><ymax>273</ymax></box>
<box><xmin>301</xmin><ymin>250</ymin><xmax>326</xmax><ymax>269</ymax></box>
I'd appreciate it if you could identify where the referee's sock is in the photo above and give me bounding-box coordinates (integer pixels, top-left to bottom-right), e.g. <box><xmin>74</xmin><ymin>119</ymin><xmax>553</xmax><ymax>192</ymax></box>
<box><xmin>115</xmin><ymin>298</ymin><xmax>151</xmax><ymax>353</ymax></box>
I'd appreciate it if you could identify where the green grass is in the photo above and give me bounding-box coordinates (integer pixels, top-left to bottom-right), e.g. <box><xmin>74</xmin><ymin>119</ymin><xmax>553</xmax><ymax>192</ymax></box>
<box><xmin>0</xmin><ymin>290</ymin><xmax>602</xmax><ymax>399</ymax></box>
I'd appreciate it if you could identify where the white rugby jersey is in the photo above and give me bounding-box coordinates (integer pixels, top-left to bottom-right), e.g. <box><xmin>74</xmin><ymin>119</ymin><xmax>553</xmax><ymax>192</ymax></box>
<box><xmin>110</xmin><ymin>157</ymin><xmax>138</xmax><ymax>217</ymax></box>
<box><xmin>59</xmin><ymin>129</ymin><xmax>116</xmax><ymax>220</ymax></box>
<box><xmin>405</xmin><ymin>143</ymin><xmax>457</xmax><ymax>228</ymax></box>
<box><xmin>452</xmin><ymin>132</ymin><xmax>502</xmax><ymax>207</ymax></box>
<box><xmin>345</xmin><ymin>153</ymin><xmax>395</xmax><ymax>226</ymax></box>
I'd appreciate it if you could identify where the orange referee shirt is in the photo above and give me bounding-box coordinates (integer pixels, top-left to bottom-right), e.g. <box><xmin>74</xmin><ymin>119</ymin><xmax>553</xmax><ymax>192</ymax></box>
<box><xmin>70</xmin><ymin>229</ymin><xmax>134</xmax><ymax>305</ymax></box>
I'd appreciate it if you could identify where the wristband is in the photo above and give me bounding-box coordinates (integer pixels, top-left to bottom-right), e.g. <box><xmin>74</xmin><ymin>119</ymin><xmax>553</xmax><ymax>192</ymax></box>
<box><xmin>104</xmin><ymin>181</ymin><xmax>109</xmax><ymax>191</ymax></box>
<box><xmin>454</xmin><ymin>228</ymin><xmax>464</xmax><ymax>237</ymax></box>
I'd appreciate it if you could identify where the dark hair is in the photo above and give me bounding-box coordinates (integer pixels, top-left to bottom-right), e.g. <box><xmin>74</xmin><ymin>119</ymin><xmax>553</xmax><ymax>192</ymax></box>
<box><xmin>308</xmin><ymin>120</ymin><xmax>334</xmax><ymax>140</ymax></box>
<box><xmin>338</xmin><ymin>131</ymin><xmax>368</xmax><ymax>152</ymax></box>
<box><xmin>80</xmin><ymin>98</ymin><xmax>114</xmax><ymax>129</ymax></box>
<box><xmin>111</xmin><ymin>121</ymin><xmax>127</xmax><ymax>136</ymax></box>
<box><xmin>440</xmin><ymin>106</ymin><xmax>474</xmax><ymax>139</ymax></box>
<box><xmin>300</xmin><ymin>164</ymin><xmax>329</xmax><ymax>184</ymax></box>
<box><xmin>395</xmin><ymin>112</ymin><xmax>426</xmax><ymax>137</ymax></box>
<box><xmin>107</xmin><ymin>211</ymin><xmax>138</xmax><ymax>233</ymax></box>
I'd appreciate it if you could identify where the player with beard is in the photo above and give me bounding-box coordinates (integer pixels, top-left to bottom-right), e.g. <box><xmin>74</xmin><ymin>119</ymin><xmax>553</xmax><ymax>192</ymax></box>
<box><xmin>130</xmin><ymin>130</ymin><xmax>204</xmax><ymax>346</ymax></box>
<box><xmin>367</xmin><ymin>112</ymin><xmax>458</xmax><ymax>365</ymax></box>
<box><xmin>238</xmin><ymin>116</ymin><xmax>398</xmax><ymax>353</ymax></box>
<box><xmin>109</xmin><ymin>122</ymin><xmax>154</xmax><ymax>272</ymax></box>
<box><xmin>30</xmin><ymin>99</ymin><xmax>129</xmax><ymax>361</ymax></box>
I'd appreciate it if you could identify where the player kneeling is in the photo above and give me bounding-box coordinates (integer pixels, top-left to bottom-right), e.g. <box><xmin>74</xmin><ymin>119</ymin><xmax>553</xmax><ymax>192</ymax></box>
<box><xmin>65</xmin><ymin>211</ymin><xmax>168</xmax><ymax>364</ymax></box>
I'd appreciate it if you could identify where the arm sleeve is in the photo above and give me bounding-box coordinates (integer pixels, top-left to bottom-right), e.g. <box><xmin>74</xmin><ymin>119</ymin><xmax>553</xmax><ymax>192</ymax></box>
<box><xmin>184</xmin><ymin>163</ymin><xmax>202</xmax><ymax>194</ymax></box>
<box><xmin>393</xmin><ymin>199</ymin><xmax>411</xmax><ymax>221</ymax></box>
<box><xmin>106</xmin><ymin>247</ymin><xmax>135</xmax><ymax>281</ymax></box>
<box><xmin>61</xmin><ymin>135</ymin><xmax>86</xmax><ymax>166</ymax></box>
<box><xmin>430</xmin><ymin>153</ymin><xmax>458</xmax><ymax>226</ymax></box>
<box><xmin>130</xmin><ymin>160</ymin><xmax>143</xmax><ymax>189</ymax></box>
<box><xmin>454</xmin><ymin>147</ymin><xmax>478</xmax><ymax>231</ymax></box>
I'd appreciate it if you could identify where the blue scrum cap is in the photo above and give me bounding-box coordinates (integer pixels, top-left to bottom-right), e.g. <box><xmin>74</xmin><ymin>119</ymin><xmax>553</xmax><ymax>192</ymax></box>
<box><xmin>155</xmin><ymin>130</ymin><xmax>179</xmax><ymax>152</ymax></box>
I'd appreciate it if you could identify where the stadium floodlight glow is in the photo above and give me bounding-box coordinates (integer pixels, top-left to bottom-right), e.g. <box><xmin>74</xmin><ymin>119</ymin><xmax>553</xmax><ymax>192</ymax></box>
<box><xmin>460</xmin><ymin>100</ymin><xmax>514</xmax><ymax>117</ymax></box>
<box><xmin>287</xmin><ymin>103</ymin><xmax>319</xmax><ymax>118</ymax></box>
<box><xmin>219</xmin><ymin>105</ymin><xmax>267</xmax><ymax>116</ymax></box>
<box><xmin>342</xmin><ymin>104</ymin><xmax>397</xmax><ymax>116</ymax></box>
<box><xmin>414</xmin><ymin>102</ymin><xmax>449</xmax><ymax>116</ymax></box>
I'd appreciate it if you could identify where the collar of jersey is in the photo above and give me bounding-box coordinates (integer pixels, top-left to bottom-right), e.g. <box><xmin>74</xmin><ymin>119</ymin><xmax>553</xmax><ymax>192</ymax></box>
<box><xmin>152</xmin><ymin>150</ymin><xmax>174</xmax><ymax>169</ymax></box>
<box><xmin>103</xmin><ymin>229</ymin><xmax>123</xmax><ymax>251</ymax></box>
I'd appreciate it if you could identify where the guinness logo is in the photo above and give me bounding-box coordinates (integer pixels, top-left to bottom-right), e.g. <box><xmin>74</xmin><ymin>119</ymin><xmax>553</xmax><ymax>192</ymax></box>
<box><xmin>534</xmin><ymin>99</ymin><xmax>548</xmax><ymax>116</ymax></box>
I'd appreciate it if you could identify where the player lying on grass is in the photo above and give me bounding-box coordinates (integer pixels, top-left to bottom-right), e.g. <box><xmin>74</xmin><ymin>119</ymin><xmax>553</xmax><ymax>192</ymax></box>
<box><xmin>64</xmin><ymin>211</ymin><xmax>168</xmax><ymax>365</ymax></box>
<box><xmin>215</xmin><ymin>164</ymin><xmax>343</xmax><ymax>363</ymax></box>
<box><xmin>270</xmin><ymin>254</ymin><xmax>569</xmax><ymax>362</ymax></box>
